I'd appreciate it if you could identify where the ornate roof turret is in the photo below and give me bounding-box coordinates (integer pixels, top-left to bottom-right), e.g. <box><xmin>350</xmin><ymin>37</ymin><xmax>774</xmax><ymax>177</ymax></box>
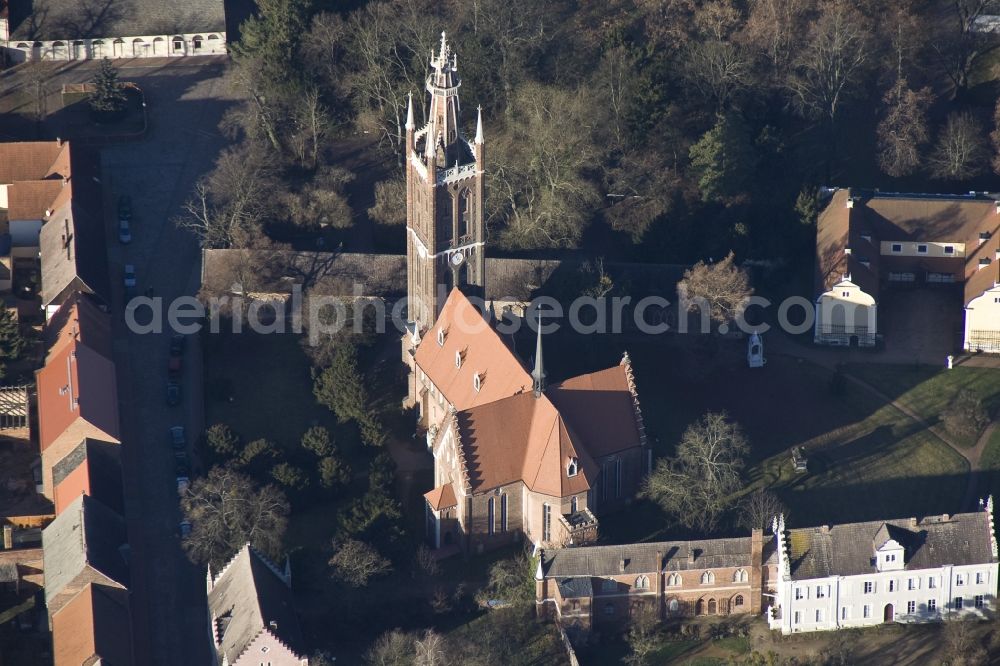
<box><xmin>532</xmin><ymin>311</ymin><xmax>545</xmax><ymax>397</ymax></box>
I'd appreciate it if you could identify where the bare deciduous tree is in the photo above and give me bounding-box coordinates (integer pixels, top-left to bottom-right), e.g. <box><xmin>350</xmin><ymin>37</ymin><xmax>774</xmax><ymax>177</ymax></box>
<box><xmin>366</xmin><ymin>629</ymin><xmax>417</xmax><ymax>666</ymax></box>
<box><xmin>929</xmin><ymin>112</ymin><xmax>988</xmax><ymax>180</ymax></box>
<box><xmin>877</xmin><ymin>81</ymin><xmax>932</xmax><ymax>178</ymax></box>
<box><xmin>328</xmin><ymin>538</ymin><xmax>393</xmax><ymax>587</ymax></box>
<box><xmin>788</xmin><ymin>1</ymin><xmax>871</xmax><ymax>124</ymax></box>
<box><xmin>491</xmin><ymin>83</ymin><xmax>601</xmax><ymax>249</ymax></box>
<box><xmin>929</xmin><ymin>0</ymin><xmax>998</xmax><ymax>98</ymax></box>
<box><xmin>677</xmin><ymin>252</ymin><xmax>753</xmax><ymax>327</ymax></box>
<box><xmin>643</xmin><ymin>411</ymin><xmax>749</xmax><ymax>532</ymax></box>
<box><xmin>414</xmin><ymin>630</ymin><xmax>447</xmax><ymax>666</ymax></box>
<box><xmin>738</xmin><ymin>487</ymin><xmax>787</xmax><ymax>530</ymax></box>
<box><xmin>742</xmin><ymin>0</ymin><xmax>814</xmax><ymax>79</ymax></box>
<box><xmin>624</xmin><ymin>601</ymin><xmax>661</xmax><ymax>666</ymax></box>
<box><xmin>176</xmin><ymin>146</ymin><xmax>276</xmax><ymax>248</ymax></box>
<box><xmin>368</xmin><ymin>175</ymin><xmax>407</xmax><ymax>226</ymax></box>
<box><xmin>181</xmin><ymin>466</ymin><xmax>289</xmax><ymax>568</ymax></box>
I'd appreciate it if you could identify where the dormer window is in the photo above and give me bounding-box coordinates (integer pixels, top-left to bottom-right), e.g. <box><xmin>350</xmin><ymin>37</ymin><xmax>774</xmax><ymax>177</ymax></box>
<box><xmin>437</xmin><ymin>328</ymin><xmax>445</xmax><ymax>346</ymax></box>
<box><xmin>567</xmin><ymin>457</ymin><xmax>578</xmax><ymax>477</ymax></box>
<box><xmin>473</xmin><ymin>373</ymin><xmax>481</xmax><ymax>392</ymax></box>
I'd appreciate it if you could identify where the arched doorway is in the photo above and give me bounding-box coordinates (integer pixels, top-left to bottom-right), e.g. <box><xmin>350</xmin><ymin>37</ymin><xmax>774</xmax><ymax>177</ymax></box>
<box><xmin>883</xmin><ymin>604</ymin><xmax>894</xmax><ymax>622</ymax></box>
<box><xmin>207</xmin><ymin>34</ymin><xmax>220</xmax><ymax>52</ymax></box>
<box><xmin>113</xmin><ymin>38</ymin><xmax>125</xmax><ymax>57</ymax></box>
<box><xmin>132</xmin><ymin>39</ymin><xmax>146</xmax><ymax>57</ymax></box>
<box><xmin>708</xmin><ymin>598</ymin><xmax>717</xmax><ymax>615</ymax></box>
<box><xmin>91</xmin><ymin>40</ymin><xmax>104</xmax><ymax>58</ymax></box>
<box><xmin>152</xmin><ymin>37</ymin><xmax>165</xmax><ymax>55</ymax></box>
<box><xmin>72</xmin><ymin>41</ymin><xmax>84</xmax><ymax>59</ymax></box>
<box><xmin>31</xmin><ymin>42</ymin><xmax>42</xmax><ymax>61</ymax></box>
<box><xmin>695</xmin><ymin>599</ymin><xmax>704</xmax><ymax>615</ymax></box>
<box><xmin>52</xmin><ymin>41</ymin><xmax>66</xmax><ymax>59</ymax></box>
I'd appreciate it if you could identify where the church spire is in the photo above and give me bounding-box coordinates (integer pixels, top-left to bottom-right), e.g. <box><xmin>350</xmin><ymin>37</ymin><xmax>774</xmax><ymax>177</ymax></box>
<box><xmin>475</xmin><ymin>105</ymin><xmax>484</xmax><ymax>144</ymax></box>
<box><xmin>405</xmin><ymin>92</ymin><xmax>414</xmax><ymax>130</ymax></box>
<box><xmin>532</xmin><ymin>312</ymin><xmax>546</xmax><ymax>397</ymax></box>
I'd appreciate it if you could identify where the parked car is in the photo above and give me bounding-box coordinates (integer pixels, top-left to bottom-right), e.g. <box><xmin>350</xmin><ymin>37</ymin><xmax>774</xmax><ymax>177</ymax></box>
<box><xmin>118</xmin><ymin>195</ymin><xmax>132</xmax><ymax>223</ymax></box>
<box><xmin>168</xmin><ymin>355</ymin><xmax>182</xmax><ymax>377</ymax></box>
<box><xmin>169</xmin><ymin>426</ymin><xmax>186</xmax><ymax>451</ymax></box>
<box><xmin>118</xmin><ymin>218</ymin><xmax>131</xmax><ymax>244</ymax></box>
<box><xmin>179</xmin><ymin>520</ymin><xmax>192</xmax><ymax>538</ymax></box>
<box><xmin>166</xmin><ymin>381</ymin><xmax>181</xmax><ymax>406</ymax></box>
<box><xmin>174</xmin><ymin>450</ymin><xmax>189</xmax><ymax>471</ymax></box>
<box><xmin>123</xmin><ymin>264</ymin><xmax>137</xmax><ymax>299</ymax></box>
<box><xmin>177</xmin><ymin>476</ymin><xmax>190</xmax><ymax>496</ymax></box>
<box><xmin>169</xmin><ymin>334</ymin><xmax>186</xmax><ymax>356</ymax></box>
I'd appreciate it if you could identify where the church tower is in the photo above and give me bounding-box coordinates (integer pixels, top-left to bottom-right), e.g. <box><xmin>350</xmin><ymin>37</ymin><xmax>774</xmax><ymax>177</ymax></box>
<box><xmin>405</xmin><ymin>32</ymin><xmax>486</xmax><ymax>335</ymax></box>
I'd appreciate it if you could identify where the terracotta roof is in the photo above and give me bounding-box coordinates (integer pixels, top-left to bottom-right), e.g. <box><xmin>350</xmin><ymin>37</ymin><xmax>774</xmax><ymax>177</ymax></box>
<box><xmin>208</xmin><ymin>545</ymin><xmax>306</xmax><ymax>664</ymax></box>
<box><xmin>414</xmin><ymin>288</ymin><xmax>532</xmax><ymax>411</ymax></box>
<box><xmin>547</xmin><ymin>364</ymin><xmax>643</xmax><ymax>458</ymax></box>
<box><xmin>37</xmin><ymin>338</ymin><xmax>120</xmax><ymax>452</ymax></box>
<box><xmin>457</xmin><ymin>391</ymin><xmax>597</xmax><ymax>496</ymax></box>
<box><xmin>0</xmin><ymin>141</ymin><xmax>67</xmax><ymax>184</ymax></box>
<box><xmin>44</xmin><ymin>292</ymin><xmax>113</xmax><ymax>363</ymax></box>
<box><xmin>6</xmin><ymin>180</ymin><xmax>64</xmax><ymax>220</ymax></box>
<box><xmin>52</xmin><ymin>439</ymin><xmax>123</xmax><ymax>515</ymax></box>
<box><xmin>424</xmin><ymin>483</ymin><xmax>457</xmax><ymax>510</ymax></box>
<box><xmin>815</xmin><ymin>189</ymin><xmax>1000</xmax><ymax>304</ymax></box>
<box><xmin>786</xmin><ymin>510</ymin><xmax>997</xmax><ymax>580</ymax></box>
<box><xmin>861</xmin><ymin>194</ymin><xmax>997</xmax><ymax>242</ymax></box>
<box><xmin>51</xmin><ymin>583</ymin><xmax>133</xmax><ymax>666</ymax></box>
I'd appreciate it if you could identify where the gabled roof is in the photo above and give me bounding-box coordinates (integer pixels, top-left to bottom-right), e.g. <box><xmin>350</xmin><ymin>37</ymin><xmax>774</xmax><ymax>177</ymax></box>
<box><xmin>6</xmin><ymin>180</ymin><xmax>64</xmax><ymax>220</ymax></box>
<box><xmin>543</xmin><ymin>536</ymin><xmax>773</xmax><ymax>578</ymax></box>
<box><xmin>424</xmin><ymin>483</ymin><xmax>457</xmax><ymax>511</ymax></box>
<box><xmin>815</xmin><ymin>188</ymin><xmax>1000</xmax><ymax>305</ymax></box>
<box><xmin>8</xmin><ymin>0</ymin><xmax>226</xmax><ymax>40</ymax></box>
<box><xmin>51</xmin><ymin>583</ymin><xmax>133</xmax><ymax>666</ymax></box>
<box><xmin>44</xmin><ymin>291</ymin><xmax>113</xmax><ymax>363</ymax></box>
<box><xmin>787</xmin><ymin>510</ymin><xmax>996</xmax><ymax>580</ymax></box>
<box><xmin>38</xmin><ymin>143</ymin><xmax>109</xmax><ymax>308</ymax></box>
<box><xmin>456</xmin><ymin>390</ymin><xmax>597</xmax><ymax>496</ymax></box>
<box><xmin>37</xmin><ymin>338</ymin><xmax>120</xmax><ymax>452</ymax></box>
<box><xmin>42</xmin><ymin>495</ymin><xmax>129</xmax><ymax>607</ymax></box>
<box><xmin>547</xmin><ymin>364</ymin><xmax>643</xmax><ymax>459</ymax></box>
<box><xmin>52</xmin><ymin>438</ymin><xmax>123</xmax><ymax>515</ymax></box>
<box><xmin>0</xmin><ymin>141</ymin><xmax>67</xmax><ymax>184</ymax></box>
<box><xmin>208</xmin><ymin>545</ymin><xmax>306</xmax><ymax>664</ymax></box>
<box><xmin>414</xmin><ymin>288</ymin><xmax>532</xmax><ymax>411</ymax></box>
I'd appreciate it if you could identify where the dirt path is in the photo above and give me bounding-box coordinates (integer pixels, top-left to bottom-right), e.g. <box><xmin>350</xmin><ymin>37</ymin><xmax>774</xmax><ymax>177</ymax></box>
<box><xmin>765</xmin><ymin>331</ymin><xmax>988</xmax><ymax>510</ymax></box>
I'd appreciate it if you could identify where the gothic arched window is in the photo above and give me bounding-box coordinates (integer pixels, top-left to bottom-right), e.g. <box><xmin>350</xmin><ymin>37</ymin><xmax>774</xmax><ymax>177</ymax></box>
<box><xmin>701</xmin><ymin>571</ymin><xmax>715</xmax><ymax>585</ymax></box>
<box><xmin>460</xmin><ymin>189</ymin><xmax>472</xmax><ymax>238</ymax></box>
<box><xmin>667</xmin><ymin>573</ymin><xmax>681</xmax><ymax>587</ymax></box>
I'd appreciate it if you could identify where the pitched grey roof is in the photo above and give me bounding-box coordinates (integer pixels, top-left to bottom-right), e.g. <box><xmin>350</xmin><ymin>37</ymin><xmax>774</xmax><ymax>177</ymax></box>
<box><xmin>39</xmin><ymin>146</ymin><xmax>109</xmax><ymax>308</ymax></box>
<box><xmin>9</xmin><ymin>0</ymin><xmax>226</xmax><ymax>40</ymax></box>
<box><xmin>787</xmin><ymin>511</ymin><xmax>997</xmax><ymax>580</ymax></box>
<box><xmin>543</xmin><ymin>536</ymin><xmax>772</xmax><ymax>579</ymax></box>
<box><xmin>208</xmin><ymin>545</ymin><xmax>305</xmax><ymax>664</ymax></box>
<box><xmin>42</xmin><ymin>494</ymin><xmax>129</xmax><ymax>606</ymax></box>
<box><xmin>556</xmin><ymin>577</ymin><xmax>593</xmax><ymax>599</ymax></box>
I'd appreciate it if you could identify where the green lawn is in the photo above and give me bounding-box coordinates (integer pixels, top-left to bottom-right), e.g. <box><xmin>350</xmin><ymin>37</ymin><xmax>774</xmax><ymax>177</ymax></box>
<box><xmin>844</xmin><ymin>364</ymin><xmax>1000</xmax><ymax>448</ymax></box>
<box><xmin>751</xmin><ymin>397</ymin><xmax>969</xmax><ymax>526</ymax></box>
<box><xmin>203</xmin><ymin>327</ymin><xmax>349</xmax><ymax>453</ymax></box>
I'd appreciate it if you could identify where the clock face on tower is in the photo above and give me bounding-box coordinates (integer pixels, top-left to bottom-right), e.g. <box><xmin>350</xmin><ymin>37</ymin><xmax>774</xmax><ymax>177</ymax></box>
<box><xmin>450</xmin><ymin>252</ymin><xmax>465</xmax><ymax>267</ymax></box>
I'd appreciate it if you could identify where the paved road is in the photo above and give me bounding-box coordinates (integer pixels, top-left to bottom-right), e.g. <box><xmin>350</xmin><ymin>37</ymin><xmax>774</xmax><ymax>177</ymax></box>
<box><xmin>90</xmin><ymin>57</ymin><xmax>239</xmax><ymax>665</ymax></box>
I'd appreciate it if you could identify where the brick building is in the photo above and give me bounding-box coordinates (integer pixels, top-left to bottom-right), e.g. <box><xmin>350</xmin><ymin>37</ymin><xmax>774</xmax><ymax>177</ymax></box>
<box><xmin>535</xmin><ymin>529</ymin><xmax>775</xmax><ymax>635</ymax></box>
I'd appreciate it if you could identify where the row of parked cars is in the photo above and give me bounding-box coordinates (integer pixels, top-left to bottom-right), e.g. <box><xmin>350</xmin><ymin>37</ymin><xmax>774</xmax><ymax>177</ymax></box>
<box><xmin>166</xmin><ymin>334</ymin><xmax>193</xmax><ymax>537</ymax></box>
